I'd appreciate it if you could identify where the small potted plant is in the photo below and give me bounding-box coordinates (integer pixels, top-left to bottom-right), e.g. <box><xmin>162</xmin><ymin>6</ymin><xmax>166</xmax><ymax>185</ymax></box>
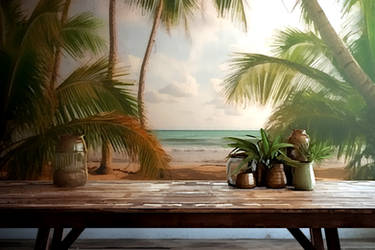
<box><xmin>225</xmin><ymin>129</ymin><xmax>293</xmax><ymax>189</ymax></box>
<box><xmin>257</xmin><ymin>129</ymin><xmax>294</xmax><ymax>189</ymax></box>
<box><xmin>225</xmin><ymin>136</ymin><xmax>260</xmax><ymax>188</ymax></box>
<box><xmin>281</xmin><ymin>142</ymin><xmax>333</xmax><ymax>190</ymax></box>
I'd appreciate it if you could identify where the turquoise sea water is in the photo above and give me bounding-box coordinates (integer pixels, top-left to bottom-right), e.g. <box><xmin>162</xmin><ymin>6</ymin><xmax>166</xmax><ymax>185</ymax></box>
<box><xmin>154</xmin><ymin>130</ymin><xmax>258</xmax><ymax>150</ymax></box>
<box><xmin>153</xmin><ymin>130</ymin><xmax>259</xmax><ymax>163</ymax></box>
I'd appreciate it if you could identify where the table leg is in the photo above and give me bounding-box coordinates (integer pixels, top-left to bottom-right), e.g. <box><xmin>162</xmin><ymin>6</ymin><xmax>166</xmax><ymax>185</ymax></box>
<box><xmin>287</xmin><ymin>228</ymin><xmax>314</xmax><ymax>250</ymax></box>
<box><xmin>59</xmin><ymin>227</ymin><xmax>85</xmax><ymax>250</ymax></box>
<box><xmin>310</xmin><ymin>228</ymin><xmax>324</xmax><ymax>250</ymax></box>
<box><xmin>34</xmin><ymin>228</ymin><xmax>51</xmax><ymax>250</ymax></box>
<box><xmin>51</xmin><ymin>227</ymin><xmax>63</xmax><ymax>249</ymax></box>
<box><xmin>324</xmin><ymin>228</ymin><xmax>341</xmax><ymax>250</ymax></box>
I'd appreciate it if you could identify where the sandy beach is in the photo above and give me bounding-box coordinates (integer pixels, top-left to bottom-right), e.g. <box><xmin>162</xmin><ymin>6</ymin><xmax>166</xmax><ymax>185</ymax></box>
<box><xmin>81</xmin><ymin>157</ymin><xmax>349</xmax><ymax>181</ymax></box>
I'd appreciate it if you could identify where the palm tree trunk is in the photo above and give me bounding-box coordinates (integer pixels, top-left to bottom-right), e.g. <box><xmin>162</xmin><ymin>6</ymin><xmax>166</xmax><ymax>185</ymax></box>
<box><xmin>50</xmin><ymin>0</ymin><xmax>71</xmax><ymax>90</ymax></box>
<box><xmin>302</xmin><ymin>0</ymin><xmax>375</xmax><ymax>107</ymax></box>
<box><xmin>96</xmin><ymin>0</ymin><xmax>117</xmax><ymax>175</ymax></box>
<box><xmin>137</xmin><ymin>0</ymin><xmax>164</xmax><ymax>127</ymax></box>
<box><xmin>108</xmin><ymin>0</ymin><xmax>117</xmax><ymax>79</ymax></box>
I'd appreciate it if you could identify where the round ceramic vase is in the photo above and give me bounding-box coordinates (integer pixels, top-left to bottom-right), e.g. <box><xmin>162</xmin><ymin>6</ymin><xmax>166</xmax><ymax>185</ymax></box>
<box><xmin>293</xmin><ymin>162</ymin><xmax>316</xmax><ymax>191</ymax></box>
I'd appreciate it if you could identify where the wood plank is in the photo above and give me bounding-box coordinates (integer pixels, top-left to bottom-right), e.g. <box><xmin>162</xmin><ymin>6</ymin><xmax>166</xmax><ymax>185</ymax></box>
<box><xmin>0</xmin><ymin>181</ymin><xmax>375</xmax><ymax>228</ymax></box>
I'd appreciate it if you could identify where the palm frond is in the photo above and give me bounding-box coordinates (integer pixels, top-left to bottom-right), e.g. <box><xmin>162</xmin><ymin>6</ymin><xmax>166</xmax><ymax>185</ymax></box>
<box><xmin>61</xmin><ymin>12</ymin><xmax>106</xmax><ymax>58</ymax></box>
<box><xmin>59</xmin><ymin>112</ymin><xmax>171</xmax><ymax>177</ymax></box>
<box><xmin>29</xmin><ymin>0</ymin><xmax>63</xmax><ymax>24</ymax></box>
<box><xmin>2</xmin><ymin>112</ymin><xmax>170</xmax><ymax>179</ymax></box>
<box><xmin>55</xmin><ymin>59</ymin><xmax>138</xmax><ymax>123</ymax></box>
<box><xmin>266</xmin><ymin>90</ymin><xmax>366</xmax><ymax>161</ymax></box>
<box><xmin>0</xmin><ymin>0</ymin><xmax>25</xmax><ymax>48</ymax></box>
<box><xmin>223</xmin><ymin>53</ymin><xmax>351</xmax><ymax>107</ymax></box>
<box><xmin>213</xmin><ymin>0</ymin><xmax>248</xmax><ymax>31</ymax></box>
<box><xmin>161</xmin><ymin>0</ymin><xmax>198</xmax><ymax>33</ymax></box>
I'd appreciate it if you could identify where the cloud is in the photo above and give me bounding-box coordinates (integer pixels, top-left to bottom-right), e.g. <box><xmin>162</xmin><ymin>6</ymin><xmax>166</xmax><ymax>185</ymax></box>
<box><xmin>145</xmin><ymin>90</ymin><xmax>165</xmax><ymax>103</ymax></box>
<box><xmin>159</xmin><ymin>75</ymin><xmax>199</xmax><ymax>98</ymax></box>
<box><xmin>120</xmin><ymin>54</ymin><xmax>142</xmax><ymax>79</ymax></box>
<box><xmin>225</xmin><ymin>108</ymin><xmax>243</xmax><ymax>116</ymax></box>
<box><xmin>210</xmin><ymin>78</ymin><xmax>224</xmax><ymax>93</ymax></box>
<box><xmin>206</xmin><ymin>98</ymin><xmax>227</xmax><ymax>109</ymax></box>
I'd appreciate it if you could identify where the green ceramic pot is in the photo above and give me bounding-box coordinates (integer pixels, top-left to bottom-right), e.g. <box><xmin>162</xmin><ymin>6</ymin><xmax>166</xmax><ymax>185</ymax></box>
<box><xmin>293</xmin><ymin>161</ymin><xmax>315</xmax><ymax>191</ymax></box>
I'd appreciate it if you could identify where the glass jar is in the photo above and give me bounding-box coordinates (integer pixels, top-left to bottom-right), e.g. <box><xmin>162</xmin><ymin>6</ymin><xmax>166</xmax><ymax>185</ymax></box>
<box><xmin>53</xmin><ymin>135</ymin><xmax>88</xmax><ymax>187</ymax></box>
<box><xmin>226</xmin><ymin>156</ymin><xmax>246</xmax><ymax>186</ymax></box>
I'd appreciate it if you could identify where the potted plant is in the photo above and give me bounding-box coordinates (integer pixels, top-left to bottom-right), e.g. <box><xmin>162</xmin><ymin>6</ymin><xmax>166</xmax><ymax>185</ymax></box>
<box><xmin>225</xmin><ymin>129</ymin><xmax>293</xmax><ymax>188</ymax></box>
<box><xmin>257</xmin><ymin>129</ymin><xmax>294</xmax><ymax>188</ymax></box>
<box><xmin>225</xmin><ymin>136</ymin><xmax>260</xmax><ymax>188</ymax></box>
<box><xmin>281</xmin><ymin>142</ymin><xmax>333</xmax><ymax>190</ymax></box>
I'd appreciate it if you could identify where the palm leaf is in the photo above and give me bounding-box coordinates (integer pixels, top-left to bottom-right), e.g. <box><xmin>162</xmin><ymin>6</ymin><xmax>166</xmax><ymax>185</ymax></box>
<box><xmin>2</xmin><ymin>112</ymin><xmax>170</xmax><ymax>179</ymax></box>
<box><xmin>55</xmin><ymin>58</ymin><xmax>137</xmax><ymax>123</ymax></box>
<box><xmin>213</xmin><ymin>0</ymin><xmax>248</xmax><ymax>31</ymax></box>
<box><xmin>224</xmin><ymin>53</ymin><xmax>351</xmax><ymax>108</ymax></box>
<box><xmin>61</xmin><ymin>12</ymin><xmax>106</xmax><ymax>58</ymax></box>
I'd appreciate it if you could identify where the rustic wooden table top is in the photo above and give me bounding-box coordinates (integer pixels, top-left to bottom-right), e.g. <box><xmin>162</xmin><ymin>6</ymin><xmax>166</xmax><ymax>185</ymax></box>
<box><xmin>1</xmin><ymin>180</ymin><xmax>375</xmax><ymax>228</ymax></box>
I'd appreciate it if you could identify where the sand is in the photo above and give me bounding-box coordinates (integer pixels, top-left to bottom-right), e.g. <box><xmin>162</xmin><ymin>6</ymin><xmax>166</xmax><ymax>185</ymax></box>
<box><xmin>82</xmin><ymin>157</ymin><xmax>349</xmax><ymax>181</ymax></box>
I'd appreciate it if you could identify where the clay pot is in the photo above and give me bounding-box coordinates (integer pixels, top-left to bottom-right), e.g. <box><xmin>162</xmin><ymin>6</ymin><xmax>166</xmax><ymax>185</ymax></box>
<box><xmin>287</xmin><ymin>129</ymin><xmax>310</xmax><ymax>162</ymax></box>
<box><xmin>53</xmin><ymin>135</ymin><xmax>88</xmax><ymax>187</ymax></box>
<box><xmin>266</xmin><ymin>163</ymin><xmax>287</xmax><ymax>189</ymax></box>
<box><xmin>255</xmin><ymin>162</ymin><xmax>267</xmax><ymax>186</ymax></box>
<box><xmin>236</xmin><ymin>172</ymin><xmax>256</xmax><ymax>189</ymax></box>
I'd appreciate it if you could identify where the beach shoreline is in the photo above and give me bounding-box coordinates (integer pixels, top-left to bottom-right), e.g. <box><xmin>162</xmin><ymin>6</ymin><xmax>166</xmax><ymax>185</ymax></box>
<box><xmin>83</xmin><ymin>157</ymin><xmax>349</xmax><ymax>181</ymax></box>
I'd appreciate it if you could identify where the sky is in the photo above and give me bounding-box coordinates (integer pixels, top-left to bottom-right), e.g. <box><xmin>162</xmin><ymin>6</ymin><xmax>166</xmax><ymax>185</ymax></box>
<box><xmin>24</xmin><ymin>0</ymin><xmax>344</xmax><ymax>130</ymax></box>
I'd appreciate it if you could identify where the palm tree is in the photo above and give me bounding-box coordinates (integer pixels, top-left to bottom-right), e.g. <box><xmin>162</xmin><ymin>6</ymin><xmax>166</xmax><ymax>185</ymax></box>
<box><xmin>131</xmin><ymin>0</ymin><xmax>248</xmax><ymax>127</ymax></box>
<box><xmin>50</xmin><ymin>0</ymin><xmax>72</xmax><ymax>90</ymax></box>
<box><xmin>223</xmin><ymin>0</ymin><xmax>375</xmax><ymax>179</ymax></box>
<box><xmin>95</xmin><ymin>0</ymin><xmax>117</xmax><ymax>175</ymax></box>
<box><xmin>0</xmin><ymin>0</ymin><xmax>169</xmax><ymax>179</ymax></box>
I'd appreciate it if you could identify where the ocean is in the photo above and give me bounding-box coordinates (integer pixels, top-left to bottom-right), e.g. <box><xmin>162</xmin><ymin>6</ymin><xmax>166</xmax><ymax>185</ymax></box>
<box><xmin>88</xmin><ymin>130</ymin><xmax>259</xmax><ymax>164</ymax></box>
<box><xmin>154</xmin><ymin>130</ymin><xmax>259</xmax><ymax>164</ymax></box>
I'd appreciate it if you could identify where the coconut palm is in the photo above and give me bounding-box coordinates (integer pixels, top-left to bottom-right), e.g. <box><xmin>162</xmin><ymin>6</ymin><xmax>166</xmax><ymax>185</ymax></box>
<box><xmin>0</xmin><ymin>0</ymin><xmax>169</xmax><ymax>179</ymax></box>
<box><xmin>129</xmin><ymin>0</ymin><xmax>248</xmax><ymax>127</ymax></box>
<box><xmin>50</xmin><ymin>0</ymin><xmax>72</xmax><ymax>90</ymax></box>
<box><xmin>223</xmin><ymin>0</ymin><xmax>375</xmax><ymax>179</ymax></box>
<box><xmin>96</xmin><ymin>0</ymin><xmax>118</xmax><ymax>175</ymax></box>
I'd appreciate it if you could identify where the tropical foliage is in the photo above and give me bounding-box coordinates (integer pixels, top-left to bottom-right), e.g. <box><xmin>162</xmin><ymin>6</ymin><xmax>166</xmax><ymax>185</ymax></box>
<box><xmin>0</xmin><ymin>0</ymin><xmax>169</xmax><ymax>179</ymax></box>
<box><xmin>225</xmin><ymin>129</ymin><xmax>293</xmax><ymax>174</ymax></box>
<box><xmin>223</xmin><ymin>0</ymin><xmax>375</xmax><ymax>179</ymax></box>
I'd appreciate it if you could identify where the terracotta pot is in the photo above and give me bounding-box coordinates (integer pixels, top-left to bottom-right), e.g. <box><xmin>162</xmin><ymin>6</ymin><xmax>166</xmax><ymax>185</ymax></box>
<box><xmin>266</xmin><ymin>163</ymin><xmax>287</xmax><ymax>189</ymax></box>
<box><xmin>53</xmin><ymin>135</ymin><xmax>88</xmax><ymax>187</ymax></box>
<box><xmin>287</xmin><ymin>129</ymin><xmax>310</xmax><ymax>162</ymax></box>
<box><xmin>235</xmin><ymin>172</ymin><xmax>256</xmax><ymax>189</ymax></box>
<box><xmin>255</xmin><ymin>163</ymin><xmax>267</xmax><ymax>186</ymax></box>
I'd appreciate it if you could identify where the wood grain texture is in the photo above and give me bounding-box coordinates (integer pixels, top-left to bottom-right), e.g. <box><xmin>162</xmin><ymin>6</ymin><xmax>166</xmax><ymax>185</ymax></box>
<box><xmin>1</xmin><ymin>181</ymin><xmax>375</xmax><ymax>228</ymax></box>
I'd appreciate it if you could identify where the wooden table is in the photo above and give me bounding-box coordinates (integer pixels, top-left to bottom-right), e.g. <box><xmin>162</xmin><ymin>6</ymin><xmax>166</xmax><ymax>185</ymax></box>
<box><xmin>1</xmin><ymin>180</ymin><xmax>375</xmax><ymax>250</ymax></box>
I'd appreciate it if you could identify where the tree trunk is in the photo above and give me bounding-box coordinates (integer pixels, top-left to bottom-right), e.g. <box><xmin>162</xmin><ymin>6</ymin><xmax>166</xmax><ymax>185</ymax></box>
<box><xmin>137</xmin><ymin>0</ymin><xmax>164</xmax><ymax>127</ymax></box>
<box><xmin>96</xmin><ymin>0</ymin><xmax>117</xmax><ymax>175</ymax></box>
<box><xmin>302</xmin><ymin>0</ymin><xmax>375</xmax><ymax>107</ymax></box>
<box><xmin>108</xmin><ymin>0</ymin><xmax>117</xmax><ymax>79</ymax></box>
<box><xmin>50</xmin><ymin>0</ymin><xmax>71</xmax><ymax>90</ymax></box>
